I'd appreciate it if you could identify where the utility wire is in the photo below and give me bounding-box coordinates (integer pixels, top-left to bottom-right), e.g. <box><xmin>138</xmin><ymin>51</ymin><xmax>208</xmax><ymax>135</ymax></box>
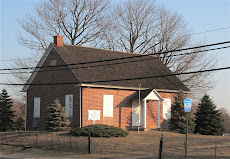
<box><xmin>1</xmin><ymin>40</ymin><xmax>230</xmax><ymax>71</ymax></box>
<box><xmin>1</xmin><ymin>45</ymin><xmax>229</xmax><ymax>75</ymax></box>
<box><xmin>1</xmin><ymin>66</ymin><xmax>229</xmax><ymax>86</ymax></box>
<box><xmin>0</xmin><ymin>57</ymin><xmax>41</xmax><ymax>62</ymax></box>
<box><xmin>190</xmin><ymin>26</ymin><xmax>230</xmax><ymax>36</ymax></box>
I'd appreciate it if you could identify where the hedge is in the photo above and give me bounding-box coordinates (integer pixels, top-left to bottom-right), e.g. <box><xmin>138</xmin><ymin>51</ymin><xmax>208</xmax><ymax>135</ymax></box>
<box><xmin>70</xmin><ymin>124</ymin><xmax>128</xmax><ymax>137</ymax></box>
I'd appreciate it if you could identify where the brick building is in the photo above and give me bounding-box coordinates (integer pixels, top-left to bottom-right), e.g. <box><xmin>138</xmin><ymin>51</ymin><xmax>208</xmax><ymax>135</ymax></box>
<box><xmin>22</xmin><ymin>35</ymin><xmax>190</xmax><ymax>130</ymax></box>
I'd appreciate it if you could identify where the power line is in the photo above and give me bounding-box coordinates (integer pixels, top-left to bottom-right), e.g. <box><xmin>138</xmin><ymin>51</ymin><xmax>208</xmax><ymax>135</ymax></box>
<box><xmin>1</xmin><ymin>66</ymin><xmax>229</xmax><ymax>86</ymax></box>
<box><xmin>190</xmin><ymin>26</ymin><xmax>230</xmax><ymax>36</ymax></box>
<box><xmin>1</xmin><ymin>40</ymin><xmax>230</xmax><ymax>72</ymax></box>
<box><xmin>0</xmin><ymin>56</ymin><xmax>41</xmax><ymax>62</ymax></box>
<box><xmin>1</xmin><ymin>45</ymin><xmax>229</xmax><ymax>75</ymax></box>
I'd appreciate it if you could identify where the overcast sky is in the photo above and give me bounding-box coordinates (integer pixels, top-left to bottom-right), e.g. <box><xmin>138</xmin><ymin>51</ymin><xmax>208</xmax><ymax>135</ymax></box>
<box><xmin>1</xmin><ymin>0</ymin><xmax>230</xmax><ymax>112</ymax></box>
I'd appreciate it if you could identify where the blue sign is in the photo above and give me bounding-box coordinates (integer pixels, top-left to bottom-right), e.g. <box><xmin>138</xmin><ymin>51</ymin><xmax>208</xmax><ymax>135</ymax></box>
<box><xmin>184</xmin><ymin>98</ymin><xmax>192</xmax><ymax>112</ymax></box>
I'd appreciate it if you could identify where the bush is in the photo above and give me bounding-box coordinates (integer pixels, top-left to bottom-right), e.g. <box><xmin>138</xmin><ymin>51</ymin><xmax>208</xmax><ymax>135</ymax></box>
<box><xmin>70</xmin><ymin>124</ymin><xmax>128</xmax><ymax>137</ymax></box>
<box><xmin>46</xmin><ymin>99</ymin><xmax>70</xmax><ymax>131</ymax></box>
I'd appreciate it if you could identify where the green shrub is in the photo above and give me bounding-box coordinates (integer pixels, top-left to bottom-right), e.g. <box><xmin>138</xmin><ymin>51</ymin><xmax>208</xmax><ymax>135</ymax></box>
<box><xmin>70</xmin><ymin>124</ymin><xmax>128</xmax><ymax>137</ymax></box>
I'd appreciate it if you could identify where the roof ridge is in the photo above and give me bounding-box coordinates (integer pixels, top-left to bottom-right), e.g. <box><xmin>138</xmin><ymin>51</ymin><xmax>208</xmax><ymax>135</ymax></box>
<box><xmin>62</xmin><ymin>43</ymin><xmax>157</xmax><ymax>57</ymax></box>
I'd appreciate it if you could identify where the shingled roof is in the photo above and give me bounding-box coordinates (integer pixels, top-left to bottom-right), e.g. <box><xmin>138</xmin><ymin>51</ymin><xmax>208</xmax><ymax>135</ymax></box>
<box><xmin>54</xmin><ymin>44</ymin><xmax>189</xmax><ymax>91</ymax></box>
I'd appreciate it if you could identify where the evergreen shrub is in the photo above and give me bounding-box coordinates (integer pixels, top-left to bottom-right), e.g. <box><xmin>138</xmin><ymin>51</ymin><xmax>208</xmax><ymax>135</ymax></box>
<box><xmin>70</xmin><ymin>124</ymin><xmax>128</xmax><ymax>137</ymax></box>
<box><xmin>169</xmin><ymin>90</ymin><xmax>195</xmax><ymax>133</ymax></box>
<box><xmin>0</xmin><ymin>89</ymin><xmax>15</xmax><ymax>132</ymax></box>
<box><xmin>46</xmin><ymin>99</ymin><xmax>70</xmax><ymax>131</ymax></box>
<box><xmin>195</xmin><ymin>95</ymin><xmax>224</xmax><ymax>135</ymax></box>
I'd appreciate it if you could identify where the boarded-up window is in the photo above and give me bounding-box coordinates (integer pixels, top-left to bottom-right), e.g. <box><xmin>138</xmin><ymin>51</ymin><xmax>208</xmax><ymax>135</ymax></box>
<box><xmin>33</xmin><ymin>118</ymin><xmax>39</xmax><ymax>128</ymax></box>
<box><xmin>163</xmin><ymin>98</ymin><xmax>171</xmax><ymax>119</ymax></box>
<box><xmin>50</xmin><ymin>60</ymin><xmax>57</xmax><ymax>66</ymax></box>
<box><xmin>34</xmin><ymin>97</ymin><xmax>40</xmax><ymax>118</ymax></box>
<box><xmin>103</xmin><ymin>95</ymin><xmax>114</xmax><ymax>117</ymax></box>
<box><xmin>65</xmin><ymin>94</ymin><xmax>73</xmax><ymax>117</ymax></box>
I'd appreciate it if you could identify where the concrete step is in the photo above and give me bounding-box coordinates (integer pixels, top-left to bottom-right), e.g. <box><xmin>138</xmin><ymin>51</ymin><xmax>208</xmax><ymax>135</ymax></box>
<box><xmin>129</xmin><ymin>126</ymin><xmax>151</xmax><ymax>131</ymax></box>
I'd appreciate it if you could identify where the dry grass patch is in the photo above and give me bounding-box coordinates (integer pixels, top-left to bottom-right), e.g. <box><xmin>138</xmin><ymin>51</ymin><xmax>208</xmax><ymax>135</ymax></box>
<box><xmin>1</xmin><ymin>130</ymin><xmax>230</xmax><ymax>158</ymax></box>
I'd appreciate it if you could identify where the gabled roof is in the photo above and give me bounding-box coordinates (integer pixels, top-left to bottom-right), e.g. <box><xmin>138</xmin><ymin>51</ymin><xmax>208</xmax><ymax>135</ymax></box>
<box><xmin>130</xmin><ymin>89</ymin><xmax>164</xmax><ymax>101</ymax></box>
<box><xmin>23</xmin><ymin>43</ymin><xmax>189</xmax><ymax>92</ymax></box>
<box><xmin>55</xmin><ymin>44</ymin><xmax>189</xmax><ymax>91</ymax></box>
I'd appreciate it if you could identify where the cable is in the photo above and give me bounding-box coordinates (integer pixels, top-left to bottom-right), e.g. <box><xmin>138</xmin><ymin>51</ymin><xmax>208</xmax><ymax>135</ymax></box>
<box><xmin>190</xmin><ymin>26</ymin><xmax>230</xmax><ymax>36</ymax></box>
<box><xmin>1</xmin><ymin>66</ymin><xmax>229</xmax><ymax>86</ymax></box>
<box><xmin>0</xmin><ymin>56</ymin><xmax>41</xmax><ymax>62</ymax></box>
<box><xmin>1</xmin><ymin>40</ymin><xmax>230</xmax><ymax>71</ymax></box>
<box><xmin>1</xmin><ymin>45</ymin><xmax>230</xmax><ymax>75</ymax></box>
<box><xmin>0</xmin><ymin>46</ymin><xmax>230</xmax><ymax>74</ymax></box>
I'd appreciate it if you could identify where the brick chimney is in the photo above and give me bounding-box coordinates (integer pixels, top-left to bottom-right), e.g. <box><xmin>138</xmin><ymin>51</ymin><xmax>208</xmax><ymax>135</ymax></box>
<box><xmin>54</xmin><ymin>35</ymin><xmax>63</xmax><ymax>46</ymax></box>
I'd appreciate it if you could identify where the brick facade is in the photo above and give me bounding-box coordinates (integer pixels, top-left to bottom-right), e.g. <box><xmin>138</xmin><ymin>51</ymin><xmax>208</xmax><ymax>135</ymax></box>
<box><xmin>81</xmin><ymin>88</ymin><xmax>178</xmax><ymax>130</ymax></box>
<box><xmin>81</xmin><ymin>87</ymin><xmax>135</xmax><ymax>129</ymax></box>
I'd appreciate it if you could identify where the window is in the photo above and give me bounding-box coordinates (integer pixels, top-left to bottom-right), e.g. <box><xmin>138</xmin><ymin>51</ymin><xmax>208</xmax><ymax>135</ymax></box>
<box><xmin>34</xmin><ymin>97</ymin><xmax>40</xmax><ymax>118</ymax></box>
<box><xmin>163</xmin><ymin>98</ymin><xmax>171</xmax><ymax>119</ymax></box>
<box><xmin>50</xmin><ymin>60</ymin><xmax>57</xmax><ymax>66</ymax></box>
<box><xmin>65</xmin><ymin>94</ymin><xmax>73</xmax><ymax>117</ymax></box>
<box><xmin>103</xmin><ymin>95</ymin><xmax>114</xmax><ymax>117</ymax></box>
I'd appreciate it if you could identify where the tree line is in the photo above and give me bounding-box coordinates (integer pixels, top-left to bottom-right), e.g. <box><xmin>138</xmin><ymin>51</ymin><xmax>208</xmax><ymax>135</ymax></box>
<box><xmin>169</xmin><ymin>91</ymin><xmax>229</xmax><ymax>135</ymax></box>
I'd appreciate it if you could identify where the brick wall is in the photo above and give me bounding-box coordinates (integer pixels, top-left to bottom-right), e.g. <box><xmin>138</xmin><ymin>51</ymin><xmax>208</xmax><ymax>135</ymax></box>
<box><xmin>145</xmin><ymin>92</ymin><xmax>178</xmax><ymax>129</ymax></box>
<box><xmin>81</xmin><ymin>88</ymin><xmax>178</xmax><ymax>130</ymax></box>
<box><xmin>146</xmin><ymin>100</ymin><xmax>159</xmax><ymax>129</ymax></box>
<box><xmin>81</xmin><ymin>87</ymin><xmax>136</xmax><ymax>129</ymax></box>
<box><xmin>26</xmin><ymin>48</ymin><xmax>80</xmax><ymax>130</ymax></box>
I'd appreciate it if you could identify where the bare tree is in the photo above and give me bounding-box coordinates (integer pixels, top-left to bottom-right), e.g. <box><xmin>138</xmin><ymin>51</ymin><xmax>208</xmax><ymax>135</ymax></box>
<box><xmin>14</xmin><ymin>0</ymin><xmax>217</xmax><ymax>99</ymax></box>
<box><xmin>170</xmin><ymin>47</ymin><xmax>217</xmax><ymax>96</ymax></box>
<box><xmin>7</xmin><ymin>56</ymin><xmax>39</xmax><ymax>100</ymax></box>
<box><xmin>98</xmin><ymin>0</ymin><xmax>190</xmax><ymax>54</ymax></box>
<box><xmin>10</xmin><ymin>0</ymin><xmax>110</xmax><ymax>100</ymax></box>
<box><xmin>98</xmin><ymin>0</ymin><xmax>216</xmax><ymax>95</ymax></box>
<box><xmin>98</xmin><ymin>0</ymin><xmax>160</xmax><ymax>53</ymax></box>
<box><xmin>18</xmin><ymin>0</ymin><xmax>110</xmax><ymax>51</ymax></box>
<box><xmin>220</xmin><ymin>108</ymin><xmax>230</xmax><ymax>133</ymax></box>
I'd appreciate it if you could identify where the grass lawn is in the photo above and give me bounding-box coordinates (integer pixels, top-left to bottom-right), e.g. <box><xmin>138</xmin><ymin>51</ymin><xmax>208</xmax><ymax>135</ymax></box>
<box><xmin>1</xmin><ymin>130</ymin><xmax>230</xmax><ymax>158</ymax></box>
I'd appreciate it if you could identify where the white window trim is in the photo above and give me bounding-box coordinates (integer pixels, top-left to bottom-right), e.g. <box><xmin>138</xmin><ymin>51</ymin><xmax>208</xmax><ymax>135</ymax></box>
<box><xmin>103</xmin><ymin>95</ymin><xmax>114</xmax><ymax>117</ymax></box>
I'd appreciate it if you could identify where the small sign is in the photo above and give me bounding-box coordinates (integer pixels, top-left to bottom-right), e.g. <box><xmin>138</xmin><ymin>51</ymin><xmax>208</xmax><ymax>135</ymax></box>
<box><xmin>88</xmin><ymin>110</ymin><xmax>100</xmax><ymax>121</ymax></box>
<box><xmin>184</xmin><ymin>98</ymin><xmax>192</xmax><ymax>112</ymax></box>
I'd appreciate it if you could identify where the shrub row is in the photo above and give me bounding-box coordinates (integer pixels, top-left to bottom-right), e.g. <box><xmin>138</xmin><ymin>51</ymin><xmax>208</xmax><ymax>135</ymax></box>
<box><xmin>70</xmin><ymin>124</ymin><xmax>128</xmax><ymax>137</ymax></box>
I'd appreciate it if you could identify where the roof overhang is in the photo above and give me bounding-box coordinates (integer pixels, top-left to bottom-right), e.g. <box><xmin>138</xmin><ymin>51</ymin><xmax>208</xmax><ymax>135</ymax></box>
<box><xmin>155</xmin><ymin>89</ymin><xmax>194</xmax><ymax>94</ymax></box>
<box><xmin>22</xmin><ymin>44</ymin><xmax>54</xmax><ymax>92</ymax></box>
<box><xmin>77</xmin><ymin>83</ymin><xmax>148</xmax><ymax>91</ymax></box>
<box><xmin>144</xmin><ymin>89</ymin><xmax>164</xmax><ymax>101</ymax></box>
<box><xmin>76</xmin><ymin>83</ymin><xmax>193</xmax><ymax>94</ymax></box>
